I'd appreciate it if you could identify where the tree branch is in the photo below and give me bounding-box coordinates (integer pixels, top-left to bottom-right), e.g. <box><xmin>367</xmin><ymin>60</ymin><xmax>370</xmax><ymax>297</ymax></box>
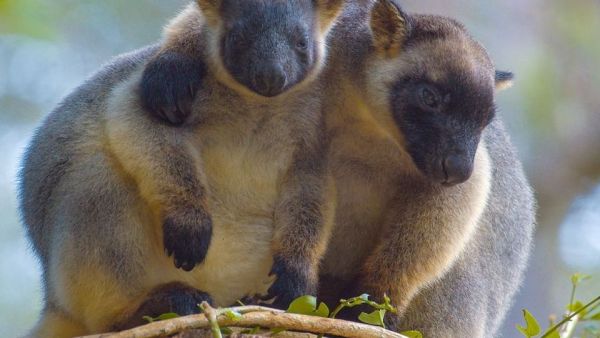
<box><xmin>79</xmin><ymin>305</ymin><xmax>407</xmax><ymax>338</ymax></box>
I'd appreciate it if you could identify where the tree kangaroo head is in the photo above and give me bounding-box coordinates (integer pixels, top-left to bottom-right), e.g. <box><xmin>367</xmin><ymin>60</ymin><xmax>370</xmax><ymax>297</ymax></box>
<box><xmin>364</xmin><ymin>0</ymin><xmax>513</xmax><ymax>186</ymax></box>
<box><xmin>198</xmin><ymin>0</ymin><xmax>345</xmax><ymax>98</ymax></box>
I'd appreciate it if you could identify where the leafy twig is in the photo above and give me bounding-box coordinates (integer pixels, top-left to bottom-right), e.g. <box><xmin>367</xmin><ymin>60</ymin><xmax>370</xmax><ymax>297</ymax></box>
<box><xmin>200</xmin><ymin>302</ymin><xmax>222</xmax><ymax>338</ymax></box>
<box><xmin>541</xmin><ymin>296</ymin><xmax>600</xmax><ymax>338</ymax></box>
<box><xmin>329</xmin><ymin>294</ymin><xmax>396</xmax><ymax>320</ymax></box>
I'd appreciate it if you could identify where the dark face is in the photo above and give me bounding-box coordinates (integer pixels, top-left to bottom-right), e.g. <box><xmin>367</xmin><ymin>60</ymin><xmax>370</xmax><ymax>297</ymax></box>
<box><xmin>219</xmin><ymin>0</ymin><xmax>318</xmax><ymax>97</ymax></box>
<box><xmin>390</xmin><ymin>72</ymin><xmax>495</xmax><ymax>186</ymax></box>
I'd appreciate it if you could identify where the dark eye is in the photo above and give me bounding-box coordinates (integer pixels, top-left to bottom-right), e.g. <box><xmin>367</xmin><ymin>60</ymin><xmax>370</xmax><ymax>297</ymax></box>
<box><xmin>296</xmin><ymin>38</ymin><xmax>308</xmax><ymax>51</ymax></box>
<box><xmin>417</xmin><ymin>85</ymin><xmax>444</xmax><ymax>111</ymax></box>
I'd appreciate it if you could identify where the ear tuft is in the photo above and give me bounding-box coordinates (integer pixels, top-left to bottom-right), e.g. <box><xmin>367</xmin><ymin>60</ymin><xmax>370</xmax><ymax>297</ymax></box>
<box><xmin>495</xmin><ymin>70</ymin><xmax>514</xmax><ymax>91</ymax></box>
<box><xmin>314</xmin><ymin>0</ymin><xmax>346</xmax><ymax>33</ymax></box>
<box><xmin>370</xmin><ymin>0</ymin><xmax>410</xmax><ymax>58</ymax></box>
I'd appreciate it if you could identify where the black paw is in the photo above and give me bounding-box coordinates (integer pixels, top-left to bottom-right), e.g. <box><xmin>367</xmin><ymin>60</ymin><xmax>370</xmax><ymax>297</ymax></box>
<box><xmin>166</xmin><ymin>284</ymin><xmax>214</xmax><ymax>315</ymax></box>
<box><xmin>163</xmin><ymin>208</ymin><xmax>212</xmax><ymax>271</ymax></box>
<box><xmin>264</xmin><ymin>256</ymin><xmax>315</xmax><ymax>309</ymax></box>
<box><xmin>140</xmin><ymin>51</ymin><xmax>207</xmax><ymax>126</ymax></box>
<box><xmin>114</xmin><ymin>282</ymin><xmax>213</xmax><ymax>330</ymax></box>
<box><xmin>149</xmin><ymin>282</ymin><xmax>213</xmax><ymax>316</ymax></box>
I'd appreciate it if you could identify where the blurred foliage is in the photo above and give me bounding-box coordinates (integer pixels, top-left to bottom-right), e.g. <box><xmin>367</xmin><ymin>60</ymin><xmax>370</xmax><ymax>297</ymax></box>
<box><xmin>0</xmin><ymin>0</ymin><xmax>58</xmax><ymax>38</ymax></box>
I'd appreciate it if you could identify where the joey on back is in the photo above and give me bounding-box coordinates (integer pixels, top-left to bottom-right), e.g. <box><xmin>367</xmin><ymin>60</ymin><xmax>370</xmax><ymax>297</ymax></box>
<box><xmin>141</xmin><ymin>0</ymin><xmax>342</xmax><ymax>125</ymax></box>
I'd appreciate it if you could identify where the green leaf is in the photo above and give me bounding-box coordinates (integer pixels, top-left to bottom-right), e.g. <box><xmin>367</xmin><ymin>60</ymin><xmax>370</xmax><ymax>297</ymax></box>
<box><xmin>287</xmin><ymin>295</ymin><xmax>318</xmax><ymax>315</ymax></box>
<box><xmin>314</xmin><ymin>302</ymin><xmax>331</xmax><ymax>318</ymax></box>
<box><xmin>241</xmin><ymin>326</ymin><xmax>261</xmax><ymax>334</ymax></box>
<box><xmin>516</xmin><ymin>310</ymin><xmax>541</xmax><ymax>337</ymax></box>
<box><xmin>567</xmin><ymin>300</ymin><xmax>587</xmax><ymax>317</ymax></box>
<box><xmin>358</xmin><ymin>309</ymin><xmax>386</xmax><ymax>327</ymax></box>
<box><xmin>567</xmin><ymin>300</ymin><xmax>583</xmax><ymax>311</ymax></box>
<box><xmin>271</xmin><ymin>327</ymin><xmax>286</xmax><ymax>334</ymax></box>
<box><xmin>400</xmin><ymin>330</ymin><xmax>423</xmax><ymax>338</ymax></box>
<box><xmin>589</xmin><ymin>312</ymin><xmax>600</xmax><ymax>320</ymax></box>
<box><xmin>383</xmin><ymin>294</ymin><xmax>392</xmax><ymax>305</ymax></box>
<box><xmin>543</xmin><ymin>329</ymin><xmax>560</xmax><ymax>338</ymax></box>
<box><xmin>286</xmin><ymin>295</ymin><xmax>330</xmax><ymax>317</ymax></box>
<box><xmin>156</xmin><ymin>312</ymin><xmax>179</xmax><ymax>320</ymax></box>
<box><xmin>143</xmin><ymin>312</ymin><xmax>180</xmax><ymax>323</ymax></box>
<box><xmin>223</xmin><ymin>309</ymin><xmax>242</xmax><ymax>321</ymax></box>
<box><xmin>220</xmin><ymin>327</ymin><xmax>233</xmax><ymax>335</ymax></box>
<box><xmin>571</xmin><ymin>273</ymin><xmax>592</xmax><ymax>286</ymax></box>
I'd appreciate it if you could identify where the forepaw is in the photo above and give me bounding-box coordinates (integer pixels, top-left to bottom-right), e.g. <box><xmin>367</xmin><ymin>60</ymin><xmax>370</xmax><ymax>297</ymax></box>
<box><xmin>163</xmin><ymin>208</ymin><xmax>212</xmax><ymax>271</ymax></box>
<box><xmin>264</xmin><ymin>256</ymin><xmax>315</xmax><ymax>309</ymax></box>
<box><xmin>114</xmin><ymin>282</ymin><xmax>213</xmax><ymax>330</ymax></box>
<box><xmin>140</xmin><ymin>51</ymin><xmax>207</xmax><ymax>125</ymax></box>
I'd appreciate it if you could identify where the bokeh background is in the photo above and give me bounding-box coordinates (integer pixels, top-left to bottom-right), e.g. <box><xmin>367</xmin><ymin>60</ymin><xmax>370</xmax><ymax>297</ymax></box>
<box><xmin>1</xmin><ymin>0</ymin><xmax>599</xmax><ymax>337</ymax></box>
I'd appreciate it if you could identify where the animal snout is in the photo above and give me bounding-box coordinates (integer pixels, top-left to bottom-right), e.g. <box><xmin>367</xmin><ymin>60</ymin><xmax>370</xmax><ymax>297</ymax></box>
<box><xmin>251</xmin><ymin>64</ymin><xmax>288</xmax><ymax>97</ymax></box>
<box><xmin>440</xmin><ymin>154</ymin><xmax>474</xmax><ymax>186</ymax></box>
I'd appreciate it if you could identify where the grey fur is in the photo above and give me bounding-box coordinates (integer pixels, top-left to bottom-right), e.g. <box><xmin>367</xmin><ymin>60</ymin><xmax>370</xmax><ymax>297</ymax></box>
<box><xmin>398</xmin><ymin>118</ymin><xmax>535</xmax><ymax>337</ymax></box>
<box><xmin>19</xmin><ymin>44</ymin><xmax>160</xmax><ymax>278</ymax></box>
<box><xmin>19</xmin><ymin>46</ymin><xmax>160</xmax><ymax>336</ymax></box>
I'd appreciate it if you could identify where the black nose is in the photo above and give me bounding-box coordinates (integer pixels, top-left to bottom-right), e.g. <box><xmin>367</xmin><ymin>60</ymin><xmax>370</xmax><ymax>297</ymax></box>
<box><xmin>252</xmin><ymin>64</ymin><xmax>287</xmax><ymax>97</ymax></box>
<box><xmin>441</xmin><ymin>155</ymin><xmax>473</xmax><ymax>186</ymax></box>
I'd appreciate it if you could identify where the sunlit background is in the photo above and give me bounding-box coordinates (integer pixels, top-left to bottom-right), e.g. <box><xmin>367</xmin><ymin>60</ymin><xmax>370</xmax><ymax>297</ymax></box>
<box><xmin>1</xmin><ymin>1</ymin><xmax>599</xmax><ymax>337</ymax></box>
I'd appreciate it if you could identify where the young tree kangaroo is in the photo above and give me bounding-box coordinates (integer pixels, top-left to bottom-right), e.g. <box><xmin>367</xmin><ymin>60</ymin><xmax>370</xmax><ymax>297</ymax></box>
<box><xmin>142</xmin><ymin>0</ymin><xmax>535</xmax><ymax>337</ymax></box>
<box><xmin>18</xmin><ymin>0</ymin><xmax>345</xmax><ymax>336</ymax></box>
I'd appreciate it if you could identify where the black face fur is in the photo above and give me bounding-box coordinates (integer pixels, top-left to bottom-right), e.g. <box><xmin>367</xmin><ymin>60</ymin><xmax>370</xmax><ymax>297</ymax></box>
<box><xmin>390</xmin><ymin>68</ymin><xmax>495</xmax><ymax>186</ymax></box>
<box><xmin>218</xmin><ymin>0</ymin><xmax>318</xmax><ymax>97</ymax></box>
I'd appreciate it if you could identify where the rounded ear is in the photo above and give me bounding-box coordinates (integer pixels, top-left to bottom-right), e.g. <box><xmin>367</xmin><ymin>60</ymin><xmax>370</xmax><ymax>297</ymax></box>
<box><xmin>314</xmin><ymin>0</ymin><xmax>346</xmax><ymax>34</ymax></box>
<box><xmin>370</xmin><ymin>0</ymin><xmax>410</xmax><ymax>58</ymax></box>
<box><xmin>495</xmin><ymin>70</ymin><xmax>514</xmax><ymax>91</ymax></box>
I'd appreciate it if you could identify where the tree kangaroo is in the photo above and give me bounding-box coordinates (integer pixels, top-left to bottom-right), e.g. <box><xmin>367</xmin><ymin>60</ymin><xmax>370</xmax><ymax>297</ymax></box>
<box><xmin>142</xmin><ymin>0</ymin><xmax>535</xmax><ymax>337</ymax></box>
<box><xmin>19</xmin><ymin>0</ymin><xmax>345</xmax><ymax>336</ymax></box>
<box><xmin>318</xmin><ymin>1</ymin><xmax>535</xmax><ymax>336</ymax></box>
